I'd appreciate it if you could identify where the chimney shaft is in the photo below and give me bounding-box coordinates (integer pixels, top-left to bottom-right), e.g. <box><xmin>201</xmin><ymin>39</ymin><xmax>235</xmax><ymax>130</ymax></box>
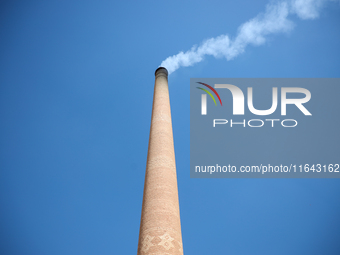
<box><xmin>137</xmin><ymin>68</ymin><xmax>183</xmax><ymax>254</ymax></box>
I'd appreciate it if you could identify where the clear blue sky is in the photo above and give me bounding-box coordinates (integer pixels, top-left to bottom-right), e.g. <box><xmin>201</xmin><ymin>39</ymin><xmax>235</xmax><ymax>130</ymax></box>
<box><xmin>1</xmin><ymin>1</ymin><xmax>339</xmax><ymax>254</ymax></box>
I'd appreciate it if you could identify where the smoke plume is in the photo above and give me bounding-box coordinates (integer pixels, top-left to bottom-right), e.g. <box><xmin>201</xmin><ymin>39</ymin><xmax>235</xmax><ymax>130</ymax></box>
<box><xmin>161</xmin><ymin>0</ymin><xmax>334</xmax><ymax>74</ymax></box>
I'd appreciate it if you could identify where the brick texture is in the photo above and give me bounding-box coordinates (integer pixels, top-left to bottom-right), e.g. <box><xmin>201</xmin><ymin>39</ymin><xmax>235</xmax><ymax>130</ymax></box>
<box><xmin>137</xmin><ymin>68</ymin><xmax>184</xmax><ymax>255</ymax></box>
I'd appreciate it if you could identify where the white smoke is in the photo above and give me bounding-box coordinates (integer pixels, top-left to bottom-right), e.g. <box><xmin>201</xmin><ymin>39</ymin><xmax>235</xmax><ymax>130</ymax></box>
<box><xmin>291</xmin><ymin>0</ymin><xmax>325</xmax><ymax>19</ymax></box>
<box><xmin>161</xmin><ymin>0</ymin><xmax>334</xmax><ymax>74</ymax></box>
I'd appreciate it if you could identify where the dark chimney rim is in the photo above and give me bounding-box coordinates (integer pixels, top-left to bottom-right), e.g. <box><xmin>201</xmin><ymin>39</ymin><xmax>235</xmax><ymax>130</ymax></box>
<box><xmin>155</xmin><ymin>67</ymin><xmax>168</xmax><ymax>77</ymax></box>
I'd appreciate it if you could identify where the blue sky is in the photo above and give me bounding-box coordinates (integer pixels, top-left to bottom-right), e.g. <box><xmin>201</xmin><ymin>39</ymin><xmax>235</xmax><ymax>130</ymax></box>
<box><xmin>1</xmin><ymin>0</ymin><xmax>340</xmax><ymax>254</ymax></box>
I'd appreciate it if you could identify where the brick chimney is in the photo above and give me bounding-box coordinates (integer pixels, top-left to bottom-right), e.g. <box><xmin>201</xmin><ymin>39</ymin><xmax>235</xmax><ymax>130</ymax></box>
<box><xmin>137</xmin><ymin>67</ymin><xmax>183</xmax><ymax>254</ymax></box>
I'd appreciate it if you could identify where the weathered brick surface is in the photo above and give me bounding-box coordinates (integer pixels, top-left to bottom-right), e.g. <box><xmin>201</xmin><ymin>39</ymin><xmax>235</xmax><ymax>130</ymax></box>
<box><xmin>137</xmin><ymin>68</ymin><xmax>183</xmax><ymax>255</ymax></box>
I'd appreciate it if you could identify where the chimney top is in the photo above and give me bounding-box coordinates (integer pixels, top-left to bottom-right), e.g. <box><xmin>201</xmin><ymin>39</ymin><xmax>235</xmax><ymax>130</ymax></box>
<box><xmin>155</xmin><ymin>67</ymin><xmax>168</xmax><ymax>77</ymax></box>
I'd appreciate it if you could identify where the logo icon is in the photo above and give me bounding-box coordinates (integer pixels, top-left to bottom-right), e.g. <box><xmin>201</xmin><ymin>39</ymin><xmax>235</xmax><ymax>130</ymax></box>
<box><xmin>196</xmin><ymin>82</ymin><xmax>222</xmax><ymax>115</ymax></box>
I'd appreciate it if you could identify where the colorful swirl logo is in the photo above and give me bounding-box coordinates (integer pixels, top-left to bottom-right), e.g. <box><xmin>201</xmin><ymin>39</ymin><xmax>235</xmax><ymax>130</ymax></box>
<box><xmin>196</xmin><ymin>82</ymin><xmax>222</xmax><ymax>106</ymax></box>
